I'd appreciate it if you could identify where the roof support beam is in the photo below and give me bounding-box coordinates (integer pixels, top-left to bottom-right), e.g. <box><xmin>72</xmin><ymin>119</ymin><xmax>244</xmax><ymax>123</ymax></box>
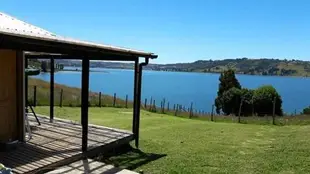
<box><xmin>134</xmin><ymin>58</ymin><xmax>149</xmax><ymax>148</ymax></box>
<box><xmin>81</xmin><ymin>58</ymin><xmax>90</xmax><ymax>152</ymax></box>
<box><xmin>25</xmin><ymin>56</ymin><xmax>28</xmax><ymax>108</ymax></box>
<box><xmin>16</xmin><ymin>50</ymin><xmax>25</xmax><ymax>142</ymax></box>
<box><xmin>132</xmin><ymin>59</ymin><xmax>139</xmax><ymax>136</ymax></box>
<box><xmin>50</xmin><ymin>58</ymin><xmax>55</xmax><ymax>122</ymax></box>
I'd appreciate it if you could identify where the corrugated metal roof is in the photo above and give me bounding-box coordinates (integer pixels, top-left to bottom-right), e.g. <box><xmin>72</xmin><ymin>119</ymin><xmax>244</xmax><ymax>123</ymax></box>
<box><xmin>0</xmin><ymin>12</ymin><xmax>157</xmax><ymax>58</ymax></box>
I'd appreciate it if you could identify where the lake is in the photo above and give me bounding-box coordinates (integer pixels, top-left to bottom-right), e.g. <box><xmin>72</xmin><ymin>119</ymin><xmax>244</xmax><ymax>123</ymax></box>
<box><xmin>34</xmin><ymin>68</ymin><xmax>310</xmax><ymax>114</ymax></box>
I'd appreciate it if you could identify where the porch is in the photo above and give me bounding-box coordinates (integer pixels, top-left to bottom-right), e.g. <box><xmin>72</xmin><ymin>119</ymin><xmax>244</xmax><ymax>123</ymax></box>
<box><xmin>0</xmin><ymin>115</ymin><xmax>133</xmax><ymax>174</ymax></box>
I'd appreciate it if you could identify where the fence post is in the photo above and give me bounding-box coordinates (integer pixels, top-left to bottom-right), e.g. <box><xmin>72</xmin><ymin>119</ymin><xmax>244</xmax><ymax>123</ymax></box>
<box><xmin>99</xmin><ymin>92</ymin><xmax>102</xmax><ymax>107</ymax></box>
<box><xmin>113</xmin><ymin>93</ymin><xmax>116</xmax><ymax>107</ymax></box>
<box><xmin>175</xmin><ymin>104</ymin><xmax>179</xmax><ymax>116</ymax></box>
<box><xmin>59</xmin><ymin>89</ymin><xmax>63</xmax><ymax>107</ymax></box>
<box><xmin>272</xmin><ymin>97</ymin><xmax>276</xmax><ymax>125</ymax></box>
<box><xmin>252</xmin><ymin>100</ymin><xmax>254</xmax><ymax>116</ymax></box>
<box><xmin>149</xmin><ymin>97</ymin><xmax>153</xmax><ymax>111</ymax></box>
<box><xmin>238</xmin><ymin>98</ymin><xmax>243</xmax><ymax>123</ymax></box>
<box><xmin>149</xmin><ymin>99</ymin><xmax>152</xmax><ymax>111</ymax></box>
<box><xmin>211</xmin><ymin>104</ymin><xmax>214</xmax><ymax>121</ymax></box>
<box><xmin>33</xmin><ymin>86</ymin><xmax>37</xmax><ymax>107</ymax></box>
<box><xmin>190</xmin><ymin>102</ymin><xmax>193</xmax><ymax>118</ymax></box>
<box><xmin>125</xmin><ymin>95</ymin><xmax>128</xmax><ymax>108</ymax></box>
<box><xmin>144</xmin><ymin>98</ymin><xmax>147</xmax><ymax>108</ymax></box>
<box><xmin>162</xmin><ymin>98</ymin><xmax>166</xmax><ymax>113</ymax></box>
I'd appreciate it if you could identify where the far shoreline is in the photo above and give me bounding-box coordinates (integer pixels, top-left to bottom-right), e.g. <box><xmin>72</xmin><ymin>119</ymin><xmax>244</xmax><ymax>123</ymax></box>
<box><xmin>57</xmin><ymin>66</ymin><xmax>310</xmax><ymax>78</ymax></box>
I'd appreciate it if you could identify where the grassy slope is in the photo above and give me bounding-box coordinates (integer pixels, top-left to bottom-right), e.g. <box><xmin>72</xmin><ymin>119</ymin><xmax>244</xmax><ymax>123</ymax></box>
<box><xmin>34</xmin><ymin>107</ymin><xmax>310</xmax><ymax>174</ymax></box>
<box><xmin>28</xmin><ymin>78</ymin><xmax>132</xmax><ymax>107</ymax></box>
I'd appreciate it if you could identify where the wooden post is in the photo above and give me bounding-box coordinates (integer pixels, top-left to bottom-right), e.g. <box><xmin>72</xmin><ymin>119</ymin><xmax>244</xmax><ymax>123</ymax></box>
<box><xmin>162</xmin><ymin>98</ymin><xmax>166</xmax><ymax>113</ymax></box>
<box><xmin>17</xmin><ymin>51</ymin><xmax>26</xmax><ymax>141</ymax></box>
<box><xmin>59</xmin><ymin>89</ymin><xmax>63</xmax><ymax>107</ymax></box>
<box><xmin>25</xmin><ymin>57</ymin><xmax>28</xmax><ymax>109</ymax></box>
<box><xmin>149</xmin><ymin>97</ymin><xmax>152</xmax><ymax>110</ymax></box>
<box><xmin>272</xmin><ymin>97</ymin><xmax>276</xmax><ymax>125</ymax></box>
<box><xmin>132</xmin><ymin>59</ymin><xmax>138</xmax><ymax>137</ymax></box>
<box><xmin>99</xmin><ymin>92</ymin><xmax>102</xmax><ymax>107</ymax></box>
<box><xmin>238</xmin><ymin>98</ymin><xmax>243</xmax><ymax>123</ymax></box>
<box><xmin>134</xmin><ymin>59</ymin><xmax>148</xmax><ymax>148</ymax></box>
<box><xmin>50</xmin><ymin>58</ymin><xmax>54</xmax><ymax>122</ymax></box>
<box><xmin>149</xmin><ymin>99</ymin><xmax>152</xmax><ymax>111</ymax></box>
<box><xmin>175</xmin><ymin>104</ymin><xmax>179</xmax><ymax>116</ymax></box>
<box><xmin>252</xmin><ymin>99</ymin><xmax>255</xmax><ymax>116</ymax></box>
<box><xmin>126</xmin><ymin>95</ymin><xmax>128</xmax><ymax>108</ymax></box>
<box><xmin>33</xmin><ymin>86</ymin><xmax>37</xmax><ymax>107</ymax></box>
<box><xmin>81</xmin><ymin>58</ymin><xmax>90</xmax><ymax>152</ymax></box>
<box><xmin>153</xmin><ymin>100</ymin><xmax>156</xmax><ymax>112</ymax></box>
<box><xmin>113</xmin><ymin>93</ymin><xmax>116</xmax><ymax>107</ymax></box>
<box><xmin>190</xmin><ymin>102</ymin><xmax>193</xmax><ymax>118</ymax></box>
<box><xmin>144</xmin><ymin>98</ymin><xmax>147</xmax><ymax>108</ymax></box>
<box><xmin>211</xmin><ymin>104</ymin><xmax>214</xmax><ymax>121</ymax></box>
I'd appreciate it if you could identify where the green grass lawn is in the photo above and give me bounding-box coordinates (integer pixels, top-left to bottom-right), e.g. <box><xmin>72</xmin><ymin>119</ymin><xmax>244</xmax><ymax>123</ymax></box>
<box><xmin>34</xmin><ymin>107</ymin><xmax>310</xmax><ymax>174</ymax></box>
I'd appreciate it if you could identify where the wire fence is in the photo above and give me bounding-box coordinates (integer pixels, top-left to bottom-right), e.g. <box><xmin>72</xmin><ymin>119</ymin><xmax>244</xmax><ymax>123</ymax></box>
<box><xmin>27</xmin><ymin>85</ymin><xmax>310</xmax><ymax>126</ymax></box>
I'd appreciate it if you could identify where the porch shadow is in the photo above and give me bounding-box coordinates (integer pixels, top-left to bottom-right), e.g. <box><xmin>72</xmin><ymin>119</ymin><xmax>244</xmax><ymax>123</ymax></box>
<box><xmin>93</xmin><ymin>144</ymin><xmax>167</xmax><ymax>171</ymax></box>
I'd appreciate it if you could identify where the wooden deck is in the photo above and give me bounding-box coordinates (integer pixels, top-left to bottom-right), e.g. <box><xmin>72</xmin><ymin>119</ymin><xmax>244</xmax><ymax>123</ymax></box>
<box><xmin>0</xmin><ymin>115</ymin><xmax>134</xmax><ymax>174</ymax></box>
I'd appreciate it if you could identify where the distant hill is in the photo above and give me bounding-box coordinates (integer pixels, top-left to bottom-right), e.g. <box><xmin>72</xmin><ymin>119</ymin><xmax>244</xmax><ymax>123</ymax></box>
<box><xmin>33</xmin><ymin>58</ymin><xmax>310</xmax><ymax>77</ymax></box>
<box><xmin>149</xmin><ymin>58</ymin><xmax>310</xmax><ymax>77</ymax></box>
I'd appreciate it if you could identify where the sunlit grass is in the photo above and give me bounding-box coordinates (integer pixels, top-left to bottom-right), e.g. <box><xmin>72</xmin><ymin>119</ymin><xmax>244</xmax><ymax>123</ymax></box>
<box><xmin>34</xmin><ymin>106</ymin><xmax>310</xmax><ymax>174</ymax></box>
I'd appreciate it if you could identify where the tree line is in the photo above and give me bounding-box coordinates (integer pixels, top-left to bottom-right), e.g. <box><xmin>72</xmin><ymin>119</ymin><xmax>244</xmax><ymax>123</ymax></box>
<box><xmin>215</xmin><ymin>69</ymin><xmax>283</xmax><ymax>116</ymax></box>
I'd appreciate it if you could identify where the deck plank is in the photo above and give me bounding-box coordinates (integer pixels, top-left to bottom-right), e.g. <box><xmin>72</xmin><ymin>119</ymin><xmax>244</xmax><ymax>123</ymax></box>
<box><xmin>0</xmin><ymin>115</ymin><xmax>133</xmax><ymax>174</ymax></box>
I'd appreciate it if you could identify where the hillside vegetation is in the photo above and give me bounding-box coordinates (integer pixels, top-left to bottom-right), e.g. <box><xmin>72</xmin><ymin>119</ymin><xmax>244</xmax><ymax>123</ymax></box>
<box><xmin>152</xmin><ymin>58</ymin><xmax>310</xmax><ymax>77</ymax></box>
<box><xmin>53</xmin><ymin>58</ymin><xmax>310</xmax><ymax>77</ymax></box>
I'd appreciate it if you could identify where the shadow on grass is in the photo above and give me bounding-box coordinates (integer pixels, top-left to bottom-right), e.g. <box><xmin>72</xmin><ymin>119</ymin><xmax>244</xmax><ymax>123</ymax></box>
<box><xmin>93</xmin><ymin>144</ymin><xmax>166</xmax><ymax>171</ymax></box>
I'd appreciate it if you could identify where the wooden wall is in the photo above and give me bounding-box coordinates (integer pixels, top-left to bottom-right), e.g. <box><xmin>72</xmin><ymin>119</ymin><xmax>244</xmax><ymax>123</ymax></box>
<box><xmin>0</xmin><ymin>49</ymin><xmax>23</xmax><ymax>142</ymax></box>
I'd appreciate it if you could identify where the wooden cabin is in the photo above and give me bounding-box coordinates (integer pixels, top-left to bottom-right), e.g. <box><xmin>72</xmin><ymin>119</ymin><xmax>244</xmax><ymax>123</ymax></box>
<box><xmin>0</xmin><ymin>12</ymin><xmax>157</xmax><ymax>173</ymax></box>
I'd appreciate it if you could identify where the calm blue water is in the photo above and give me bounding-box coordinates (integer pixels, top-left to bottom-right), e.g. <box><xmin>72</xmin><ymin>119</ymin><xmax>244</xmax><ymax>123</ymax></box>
<box><xmin>34</xmin><ymin>68</ymin><xmax>310</xmax><ymax>114</ymax></box>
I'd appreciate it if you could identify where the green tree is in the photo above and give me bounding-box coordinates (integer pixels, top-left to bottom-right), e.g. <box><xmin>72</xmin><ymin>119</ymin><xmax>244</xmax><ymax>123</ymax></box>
<box><xmin>217</xmin><ymin>69</ymin><xmax>241</xmax><ymax>96</ymax></box>
<box><xmin>219</xmin><ymin>87</ymin><xmax>242</xmax><ymax>115</ymax></box>
<box><xmin>215</xmin><ymin>69</ymin><xmax>241</xmax><ymax>114</ymax></box>
<box><xmin>252</xmin><ymin>85</ymin><xmax>283</xmax><ymax>116</ymax></box>
<box><xmin>216</xmin><ymin>88</ymin><xmax>254</xmax><ymax>116</ymax></box>
<box><xmin>240</xmin><ymin>88</ymin><xmax>254</xmax><ymax>116</ymax></box>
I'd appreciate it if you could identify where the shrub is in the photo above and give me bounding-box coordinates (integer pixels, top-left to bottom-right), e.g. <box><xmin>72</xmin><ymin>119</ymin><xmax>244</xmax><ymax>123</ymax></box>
<box><xmin>302</xmin><ymin>106</ymin><xmax>310</xmax><ymax>115</ymax></box>
<box><xmin>252</xmin><ymin>85</ymin><xmax>283</xmax><ymax>116</ymax></box>
<box><xmin>240</xmin><ymin>88</ymin><xmax>254</xmax><ymax>116</ymax></box>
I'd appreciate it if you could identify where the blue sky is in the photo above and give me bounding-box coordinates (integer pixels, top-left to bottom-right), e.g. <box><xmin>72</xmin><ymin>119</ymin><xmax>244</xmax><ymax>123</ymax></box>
<box><xmin>1</xmin><ymin>0</ymin><xmax>310</xmax><ymax>63</ymax></box>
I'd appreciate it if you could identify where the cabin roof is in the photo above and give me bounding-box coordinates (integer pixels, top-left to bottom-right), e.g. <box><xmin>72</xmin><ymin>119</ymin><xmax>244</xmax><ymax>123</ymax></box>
<box><xmin>0</xmin><ymin>12</ymin><xmax>157</xmax><ymax>59</ymax></box>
